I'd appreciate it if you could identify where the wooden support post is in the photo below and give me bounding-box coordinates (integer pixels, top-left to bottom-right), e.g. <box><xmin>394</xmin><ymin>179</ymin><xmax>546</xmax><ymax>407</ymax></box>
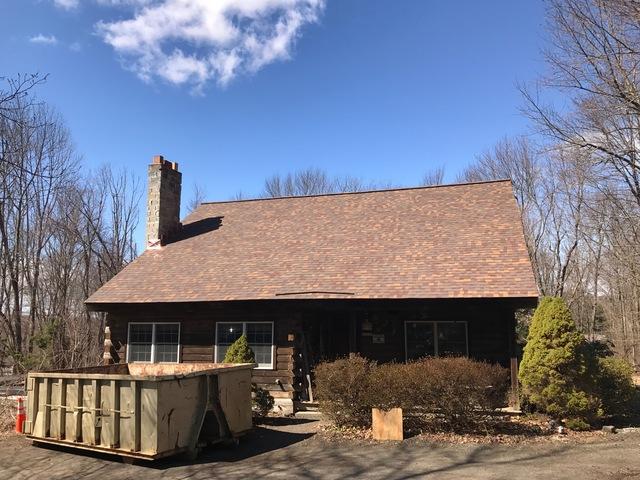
<box><xmin>348</xmin><ymin>316</ymin><xmax>358</xmax><ymax>355</ymax></box>
<box><xmin>508</xmin><ymin>311</ymin><xmax>520</xmax><ymax>408</ymax></box>
<box><xmin>132</xmin><ymin>380</ymin><xmax>141</xmax><ymax>452</ymax></box>
<box><xmin>111</xmin><ymin>380</ymin><xmax>120</xmax><ymax>448</ymax></box>
<box><xmin>26</xmin><ymin>377</ymin><xmax>39</xmax><ymax>436</ymax></box>
<box><xmin>92</xmin><ymin>380</ymin><xmax>101</xmax><ymax>445</ymax></box>
<box><xmin>43</xmin><ymin>378</ymin><xmax>51</xmax><ymax>438</ymax></box>
<box><xmin>510</xmin><ymin>357</ymin><xmax>519</xmax><ymax>402</ymax></box>
<box><xmin>58</xmin><ymin>378</ymin><xmax>66</xmax><ymax>440</ymax></box>
<box><xmin>74</xmin><ymin>379</ymin><xmax>82</xmax><ymax>442</ymax></box>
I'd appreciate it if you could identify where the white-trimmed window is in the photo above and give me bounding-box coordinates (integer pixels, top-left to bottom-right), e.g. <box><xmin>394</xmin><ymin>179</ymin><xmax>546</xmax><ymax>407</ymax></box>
<box><xmin>215</xmin><ymin>322</ymin><xmax>274</xmax><ymax>369</ymax></box>
<box><xmin>127</xmin><ymin>323</ymin><xmax>180</xmax><ymax>363</ymax></box>
<box><xmin>405</xmin><ymin>321</ymin><xmax>468</xmax><ymax>361</ymax></box>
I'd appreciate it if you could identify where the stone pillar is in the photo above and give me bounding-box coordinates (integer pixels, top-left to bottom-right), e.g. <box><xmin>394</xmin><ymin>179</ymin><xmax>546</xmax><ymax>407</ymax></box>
<box><xmin>146</xmin><ymin>155</ymin><xmax>182</xmax><ymax>248</ymax></box>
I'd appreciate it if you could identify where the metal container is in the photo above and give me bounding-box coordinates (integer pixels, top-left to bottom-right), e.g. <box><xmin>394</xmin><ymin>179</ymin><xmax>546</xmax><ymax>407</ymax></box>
<box><xmin>24</xmin><ymin>362</ymin><xmax>255</xmax><ymax>461</ymax></box>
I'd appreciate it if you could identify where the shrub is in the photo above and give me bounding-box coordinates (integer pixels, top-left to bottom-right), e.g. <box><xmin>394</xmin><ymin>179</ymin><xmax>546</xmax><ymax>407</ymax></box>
<box><xmin>367</xmin><ymin>362</ymin><xmax>416</xmax><ymax>410</ymax></box>
<box><xmin>223</xmin><ymin>335</ymin><xmax>255</xmax><ymax>363</ymax></box>
<box><xmin>314</xmin><ymin>355</ymin><xmax>508</xmax><ymax>430</ymax></box>
<box><xmin>565</xmin><ymin>417</ymin><xmax>591</xmax><ymax>431</ymax></box>
<box><xmin>596</xmin><ymin>356</ymin><xmax>636</xmax><ymax>418</ymax></box>
<box><xmin>315</xmin><ymin>355</ymin><xmax>375</xmax><ymax>427</ymax></box>
<box><xmin>519</xmin><ymin>297</ymin><xmax>601</xmax><ymax>426</ymax></box>
<box><xmin>416</xmin><ymin>357</ymin><xmax>509</xmax><ymax>429</ymax></box>
<box><xmin>252</xmin><ymin>385</ymin><xmax>275</xmax><ymax>417</ymax></box>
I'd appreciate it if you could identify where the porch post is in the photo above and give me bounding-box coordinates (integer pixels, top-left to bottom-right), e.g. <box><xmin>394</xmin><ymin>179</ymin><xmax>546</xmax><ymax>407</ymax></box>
<box><xmin>508</xmin><ymin>313</ymin><xmax>519</xmax><ymax>408</ymax></box>
<box><xmin>348</xmin><ymin>316</ymin><xmax>358</xmax><ymax>356</ymax></box>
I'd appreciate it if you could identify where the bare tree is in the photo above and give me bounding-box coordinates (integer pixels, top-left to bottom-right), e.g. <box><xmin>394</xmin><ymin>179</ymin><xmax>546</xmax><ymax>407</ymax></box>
<box><xmin>522</xmin><ymin>0</ymin><xmax>640</xmax><ymax>206</ymax></box>
<box><xmin>187</xmin><ymin>182</ymin><xmax>207</xmax><ymax>214</ymax></box>
<box><xmin>0</xmin><ymin>76</ymin><xmax>142</xmax><ymax>371</ymax></box>
<box><xmin>421</xmin><ymin>166</ymin><xmax>445</xmax><ymax>186</ymax></box>
<box><xmin>262</xmin><ymin>167</ymin><xmax>375</xmax><ymax>197</ymax></box>
<box><xmin>517</xmin><ymin>0</ymin><xmax>640</xmax><ymax>362</ymax></box>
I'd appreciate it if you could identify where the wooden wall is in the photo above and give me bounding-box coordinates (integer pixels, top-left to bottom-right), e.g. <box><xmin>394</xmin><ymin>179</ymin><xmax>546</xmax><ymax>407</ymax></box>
<box><xmin>101</xmin><ymin>297</ymin><xmax>534</xmax><ymax>400</ymax></box>
<box><xmin>104</xmin><ymin>302</ymin><xmax>305</xmax><ymax>400</ymax></box>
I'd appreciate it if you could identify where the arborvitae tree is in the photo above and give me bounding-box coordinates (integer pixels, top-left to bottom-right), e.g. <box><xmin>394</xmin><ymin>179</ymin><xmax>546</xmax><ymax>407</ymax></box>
<box><xmin>519</xmin><ymin>297</ymin><xmax>601</xmax><ymax>425</ymax></box>
<box><xmin>223</xmin><ymin>335</ymin><xmax>255</xmax><ymax>364</ymax></box>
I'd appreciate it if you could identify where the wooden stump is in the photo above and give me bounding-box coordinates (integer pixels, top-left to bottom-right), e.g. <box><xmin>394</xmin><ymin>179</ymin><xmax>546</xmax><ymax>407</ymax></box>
<box><xmin>372</xmin><ymin>407</ymin><xmax>403</xmax><ymax>441</ymax></box>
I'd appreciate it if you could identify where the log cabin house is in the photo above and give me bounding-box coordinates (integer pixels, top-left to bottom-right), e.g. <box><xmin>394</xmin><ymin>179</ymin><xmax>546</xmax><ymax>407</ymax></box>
<box><xmin>86</xmin><ymin>156</ymin><xmax>539</xmax><ymax>413</ymax></box>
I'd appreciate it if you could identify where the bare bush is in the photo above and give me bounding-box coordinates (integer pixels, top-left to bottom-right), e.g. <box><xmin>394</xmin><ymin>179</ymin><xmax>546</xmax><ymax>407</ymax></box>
<box><xmin>315</xmin><ymin>355</ymin><xmax>509</xmax><ymax>431</ymax></box>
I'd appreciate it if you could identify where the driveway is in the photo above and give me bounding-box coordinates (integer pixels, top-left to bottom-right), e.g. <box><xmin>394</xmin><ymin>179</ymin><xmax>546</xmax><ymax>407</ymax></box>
<box><xmin>1</xmin><ymin>419</ymin><xmax>639</xmax><ymax>480</ymax></box>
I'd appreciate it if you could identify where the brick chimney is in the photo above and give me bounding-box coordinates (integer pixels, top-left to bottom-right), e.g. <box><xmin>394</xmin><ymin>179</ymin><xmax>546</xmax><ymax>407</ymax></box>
<box><xmin>146</xmin><ymin>155</ymin><xmax>182</xmax><ymax>248</ymax></box>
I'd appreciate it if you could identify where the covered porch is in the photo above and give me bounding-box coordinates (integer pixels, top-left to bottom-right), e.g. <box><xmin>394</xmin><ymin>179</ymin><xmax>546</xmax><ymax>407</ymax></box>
<box><xmin>100</xmin><ymin>297</ymin><xmax>535</xmax><ymax>408</ymax></box>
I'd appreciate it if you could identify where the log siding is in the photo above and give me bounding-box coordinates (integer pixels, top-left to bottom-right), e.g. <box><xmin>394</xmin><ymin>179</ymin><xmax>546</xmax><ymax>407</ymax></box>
<box><xmin>102</xmin><ymin>298</ymin><xmax>535</xmax><ymax>402</ymax></box>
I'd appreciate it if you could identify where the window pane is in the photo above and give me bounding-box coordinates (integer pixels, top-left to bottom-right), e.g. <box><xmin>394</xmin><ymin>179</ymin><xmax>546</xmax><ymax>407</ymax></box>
<box><xmin>437</xmin><ymin>323</ymin><xmax>467</xmax><ymax>356</ymax></box>
<box><xmin>252</xmin><ymin>345</ymin><xmax>272</xmax><ymax>366</ymax></box>
<box><xmin>216</xmin><ymin>345</ymin><xmax>230</xmax><ymax>363</ymax></box>
<box><xmin>128</xmin><ymin>343</ymin><xmax>152</xmax><ymax>362</ymax></box>
<box><xmin>155</xmin><ymin>324</ymin><xmax>179</xmax><ymax>362</ymax></box>
<box><xmin>406</xmin><ymin>322</ymin><xmax>435</xmax><ymax>360</ymax></box>
<box><xmin>217</xmin><ymin>323</ymin><xmax>243</xmax><ymax>345</ymax></box>
<box><xmin>156</xmin><ymin>324</ymin><xmax>179</xmax><ymax>344</ymax></box>
<box><xmin>129</xmin><ymin>324</ymin><xmax>153</xmax><ymax>362</ymax></box>
<box><xmin>129</xmin><ymin>324</ymin><xmax>153</xmax><ymax>344</ymax></box>
<box><xmin>155</xmin><ymin>343</ymin><xmax>178</xmax><ymax>362</ymax></box>
<box><xmin>246</xmin><ymin>322</ymin><xmax>272</xmax><ymax>345</ymax></box>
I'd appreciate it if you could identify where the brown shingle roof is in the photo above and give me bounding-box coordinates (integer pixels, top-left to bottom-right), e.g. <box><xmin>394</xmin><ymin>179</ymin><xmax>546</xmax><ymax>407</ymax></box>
<box><xmin>86</xmin><ymin>179</ymin><xmax>538</xmax><ymax>305</ymax></box>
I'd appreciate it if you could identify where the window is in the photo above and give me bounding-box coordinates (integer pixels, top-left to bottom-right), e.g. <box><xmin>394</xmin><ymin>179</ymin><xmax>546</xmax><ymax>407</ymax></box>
<box><xmin>127</xmin><ymin>323</ymin><xmax>180</xmax><ymax>363</ymax></box>
<box><xmin>405</xmin><ymin>321</ymin><xmax>467</xmax><ymax>361</ymax></box>
<box><xmin>215</xmin><ymin>322</ymin><xmax>274</xmax><ymax>369</ymax></box>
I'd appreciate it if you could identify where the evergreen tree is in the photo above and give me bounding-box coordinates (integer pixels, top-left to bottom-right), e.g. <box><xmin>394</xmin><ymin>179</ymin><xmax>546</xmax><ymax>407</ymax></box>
<box><xmin>223</xmin><ymin>334</ymin><xmax>256</xmax><ymax>364</ymax></box>
<box><xmin>519</xmin><ymin>297</ymin><xmax>601</xmax><ymax>425</ymax></box>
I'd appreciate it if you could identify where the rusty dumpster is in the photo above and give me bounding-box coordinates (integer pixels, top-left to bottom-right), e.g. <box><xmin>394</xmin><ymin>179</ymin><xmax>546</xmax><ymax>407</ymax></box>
<box><xmin>23</xmin><ymin>362</ymin><xmax>255</xmax><ymax>461</ymax></box>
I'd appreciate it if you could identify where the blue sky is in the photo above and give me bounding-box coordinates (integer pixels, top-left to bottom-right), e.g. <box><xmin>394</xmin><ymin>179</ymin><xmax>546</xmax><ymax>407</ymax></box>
<box><xmin>2</xmin><ymin>0</ymin><xmax>547</xmax><ymax>207</ymax></box>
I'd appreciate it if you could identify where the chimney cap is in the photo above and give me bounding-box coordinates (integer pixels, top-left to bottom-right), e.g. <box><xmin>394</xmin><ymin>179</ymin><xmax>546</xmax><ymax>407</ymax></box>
<box><xmin>151</xmin><ymin>155</ymin><xmax>179</xmax><ymax>171</ymax></box>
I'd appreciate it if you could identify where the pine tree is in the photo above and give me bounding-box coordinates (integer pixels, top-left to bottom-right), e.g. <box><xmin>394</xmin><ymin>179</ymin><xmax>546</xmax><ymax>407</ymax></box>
<box><xmin>519</xmin><ymin>297</ymin><xmax>600</xmax><ymax>425</ymax></box>
<box><xmin>223</xmin><ymin>334</ymin><xmax>256</xmax><ymax>364</ymax></box>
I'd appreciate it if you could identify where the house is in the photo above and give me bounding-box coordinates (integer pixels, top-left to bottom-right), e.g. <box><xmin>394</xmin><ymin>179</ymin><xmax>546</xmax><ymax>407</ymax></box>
<box><xmin>86</xmin><ymin>156</ymin><xmax>539</xmax><ymax>413</ymax></box>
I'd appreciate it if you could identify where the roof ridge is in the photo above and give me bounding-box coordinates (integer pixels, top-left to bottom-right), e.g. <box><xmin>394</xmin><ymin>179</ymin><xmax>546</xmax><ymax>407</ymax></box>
<box><xmin>200</xmin><ymin>178</ymin><xmax>512</xmax><ymax>206</ymax></box>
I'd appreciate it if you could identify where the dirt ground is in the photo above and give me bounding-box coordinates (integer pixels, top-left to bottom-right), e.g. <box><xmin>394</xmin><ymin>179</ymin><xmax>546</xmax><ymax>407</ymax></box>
<box><xmin>1</xmin><ymin>419</ymin><xmax>640</xmax><ymax>480</ymax></box>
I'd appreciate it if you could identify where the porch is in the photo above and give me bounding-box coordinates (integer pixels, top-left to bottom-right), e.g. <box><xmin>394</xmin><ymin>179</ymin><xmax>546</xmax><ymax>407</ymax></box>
<box><xmin>102</xmin><ymin>297</ymin><xmax>534</xmax><ymax>408</ymax></box>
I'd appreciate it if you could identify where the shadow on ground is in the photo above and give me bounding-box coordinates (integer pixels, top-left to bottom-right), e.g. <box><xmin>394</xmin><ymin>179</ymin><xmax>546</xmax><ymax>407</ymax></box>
<box><xmin>27</xmin><ymin>417</ymin><xmax>316</xmax><ymax>470</ymax></box>
<box><xmin>154</xmin><ymin>417</ymin><xmax>317</xmax><ymax>469</ymax></box>
<box><xmin>6</xmin><ymin>419</ymin><xmax>640</xmax><ymax>480</ymax></box>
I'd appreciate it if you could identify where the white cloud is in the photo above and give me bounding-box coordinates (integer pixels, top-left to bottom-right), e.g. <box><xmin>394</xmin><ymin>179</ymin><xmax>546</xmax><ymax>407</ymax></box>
<box><xmin>52</xmin><ymin>0</ymin><xmax>150</xmax><ymax>7</ymax></box>
<box><xmin>53</xmin><ymin>0</ymin><xmax>79</xmax><ymax>9</ymax></box>
<box><xmin>29</xmin><ymin>34</ymin><xmax>59</xmax><ymax>45</ymax></box>
<box><xmin>96</xmin><ymin>0</ymin><xmax>325</xmax><ymax>90</ymax></box>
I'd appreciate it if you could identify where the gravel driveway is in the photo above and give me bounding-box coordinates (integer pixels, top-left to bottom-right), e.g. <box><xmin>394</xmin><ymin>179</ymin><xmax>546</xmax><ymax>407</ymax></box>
<box><xmin>1</xmin><ymin>419</ymin><xmax>639</xmax><ymax>480</ymax></box>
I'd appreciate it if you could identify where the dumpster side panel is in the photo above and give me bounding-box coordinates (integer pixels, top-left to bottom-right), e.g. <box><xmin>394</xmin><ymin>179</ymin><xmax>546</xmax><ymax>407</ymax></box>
<box><xmin>33</xmin><ymin>377</ymin><xmax>51</xmax><ymax>438</ymax></box>
<box><xmin>217</xmin><ymin>369</ymin><xmax>252</xmax><ymax>435</ymax></box>
<box><xmin>99</xmin><ymin>381</ymin><xmax>112</xmax><ymax>447</ymax></box>
<box><xmin>117</xmin><ymin>380</ymin><xmax>135</xmax><ymax>451</ymax></box>
<box><xmin>30</xmin><ymin>377</ymin><xmax>46</xmax><ymax>437</ymax></box>
<box><xmin>49</xmin><ymin>379</ymin><xmax>61</xmax><ymax>439</ymax></box>
<box><xmin>64</xmin><ymin>380</ymin><xmax>80</xmax><ymax>442</ymax></box>
<box><xmin>81</xmin><ymin>380</ymin><xmax>100</xmax><ymax>445</ymax></box>
<box><xmin>140</xmin><ymin>381</ymin><xmax>159</xmax><ymax>455</ymax></box>
<box><xmin>156</xmin><ymin>376</ymin><xmax>207</xmax><ymax>454</ymax></box>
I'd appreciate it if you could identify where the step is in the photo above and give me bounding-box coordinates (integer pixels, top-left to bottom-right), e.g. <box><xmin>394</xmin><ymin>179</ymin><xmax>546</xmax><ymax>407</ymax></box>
<box><xmin>294</xmin><ymin>410</ymin><xmax>322</xmax><ymax>420</ymax></box>
<box><xmin>294</xmin><ymin>401</ymin><xmax>320</xmax><ymax>412</ymax></box>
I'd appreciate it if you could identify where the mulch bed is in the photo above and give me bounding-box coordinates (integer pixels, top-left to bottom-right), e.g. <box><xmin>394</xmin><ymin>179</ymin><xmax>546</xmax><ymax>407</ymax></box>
<box><xmin>319</xmin><ymin>415</ymin><xmax>608</xmax><ymax>445</ymax></box>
